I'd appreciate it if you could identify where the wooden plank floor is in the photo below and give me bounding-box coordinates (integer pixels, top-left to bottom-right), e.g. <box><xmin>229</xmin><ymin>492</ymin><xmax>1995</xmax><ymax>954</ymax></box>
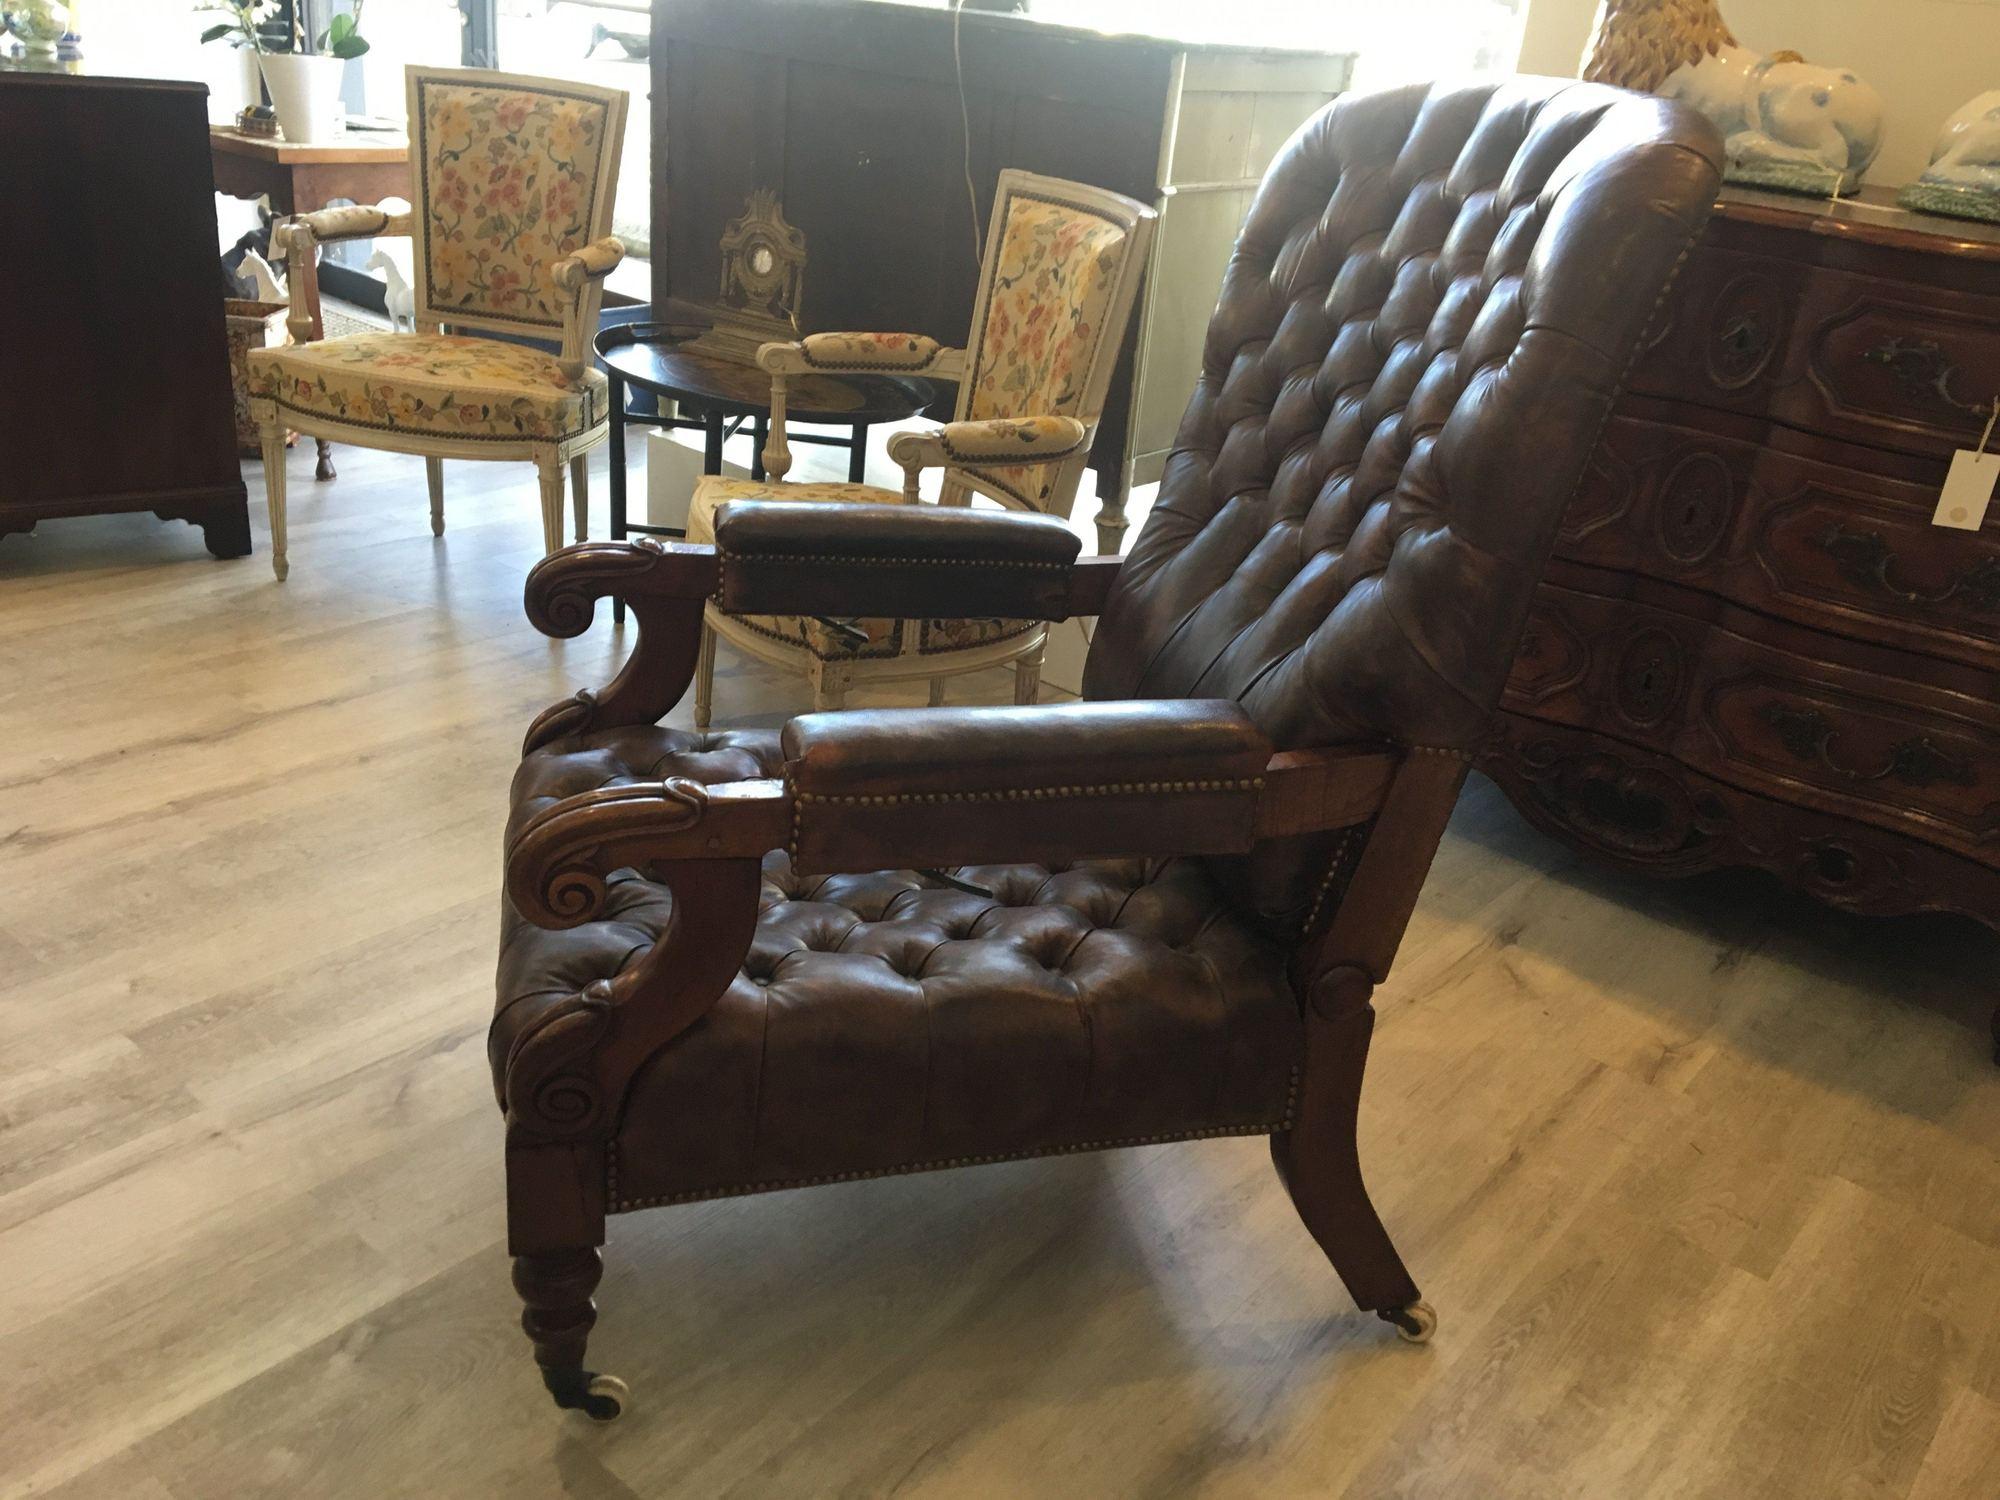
<box><xmin>1</xmin><ymin>441</ymin><xmax>1996</xmax><ymax>1500</ymax></box>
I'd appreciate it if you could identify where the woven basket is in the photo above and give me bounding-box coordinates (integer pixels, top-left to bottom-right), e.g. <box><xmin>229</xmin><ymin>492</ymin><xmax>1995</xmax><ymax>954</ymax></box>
<box><xmin>223</xmin><ymin>298</ymin><xmax>295</xmax><ymax>457</ymax></box>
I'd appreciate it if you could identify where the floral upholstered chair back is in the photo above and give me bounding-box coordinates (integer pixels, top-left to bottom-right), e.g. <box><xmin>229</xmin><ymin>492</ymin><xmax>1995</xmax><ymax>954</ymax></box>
<box><xmin>953</xmin><ymin>171</ymin><xmax>1152</xmax><ymax>514</ymax></box>
<box><xmin>405</xmin><ymin>68</ymin><xmax>628</xmax><ymax>345</ymax></box>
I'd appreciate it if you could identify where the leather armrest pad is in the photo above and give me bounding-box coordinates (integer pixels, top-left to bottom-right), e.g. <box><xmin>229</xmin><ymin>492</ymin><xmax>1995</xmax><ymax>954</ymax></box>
<box><xmin>714</xmin><ymin>501</ymin><xmax>1083</xmax><ymax>620</ymax></box>
<box><xmin>781</xmin><ymin>701</ymin><xmax>1272</xmax><ymax>872</ymax></box>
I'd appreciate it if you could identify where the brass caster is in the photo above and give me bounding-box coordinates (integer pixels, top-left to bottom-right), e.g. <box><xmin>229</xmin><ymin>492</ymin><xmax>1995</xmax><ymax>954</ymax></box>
<box><xmin>1380</xmin><ymin>1300</ymin><xmax>1437</xmax><ymax>1344</ymax></box>
<box><xmin>272</xmin><ymin>556</ymin><xmax>289</xmax><ymax>583</ymax></box>
<box><xmin>544</xmin><ymin>1367</ymin><xmax>630</xmax><ymax>1421</ymax></box>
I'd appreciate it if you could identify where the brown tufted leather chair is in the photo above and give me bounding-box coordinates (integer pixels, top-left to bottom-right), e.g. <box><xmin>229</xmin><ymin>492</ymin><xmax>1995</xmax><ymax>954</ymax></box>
<box><xmin>496</xmin><ymin>79</ymin><xmax>1722</xmax><ymax>1419</ymax></box>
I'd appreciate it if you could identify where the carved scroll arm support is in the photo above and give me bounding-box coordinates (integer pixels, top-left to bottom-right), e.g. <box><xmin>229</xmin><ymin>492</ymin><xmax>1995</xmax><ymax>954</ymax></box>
<box><xmin>520</xmin><ymin>538</ymin><xmax>721</xmax><ymax>754</ymax></box>
<box><xmin>500</xmin><ymin>778</ymin><xmax>785</xmax><ymax>1149</ymax></box>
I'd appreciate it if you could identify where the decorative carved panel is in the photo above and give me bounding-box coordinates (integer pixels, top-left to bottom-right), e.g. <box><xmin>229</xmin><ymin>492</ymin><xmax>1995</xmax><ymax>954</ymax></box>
<box><xmin>1702</xmin><ymin>673</ymin><xmax>1999</xmax><ymax>839</ymax></box>
<box><xmin>1796</xmin><ymin>278</ymin><xmax>2000</xmax><ymax>457</ymax></box>
<box><xmin>1753</xmin><ymin>493</ymin><xmax>2000</xmax><ymax>670</ymax></box>
<box><xmin>1557</xmin><ymin>441</ymin><xmax>1638</xmax><ymax>545</ymax></box>
<box><xmin>1483</xmin><ymin>716</ymin><xmax>2000</xmax><ymax>925</ymax></box>
<box><xmin>1704</xmin><ymin>271</ymin><xmax>1787</xmax><ymax>391</ymax></box>
<box><xmin>1654</xmin><ymin>450</ymin><xmax>1736</xmax><ymax>563</ymax></box>
<box><xmin>1506</xmin><ymin>605</ymin><xmax>1589</xmax><ymax>705</ymax></box>
<box><xmin>1613</xmin><ymin>626</ymin><xmax>1688</xmax><ymax>728</ymax></box>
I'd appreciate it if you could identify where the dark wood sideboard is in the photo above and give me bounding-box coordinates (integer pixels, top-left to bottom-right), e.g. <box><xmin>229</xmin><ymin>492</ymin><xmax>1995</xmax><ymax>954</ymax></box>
<box><xmin>0</xmin><ymin>71</ymin><xmax>250</xmax><ymax>560</ymax></box>
<box><xmin>1481</xmin><ymin>188</ymin><xmax>2000</xmax><ymax>1058</ymax></box>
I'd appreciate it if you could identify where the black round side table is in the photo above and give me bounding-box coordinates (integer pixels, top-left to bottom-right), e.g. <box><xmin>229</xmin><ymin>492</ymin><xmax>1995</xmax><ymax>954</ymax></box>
<box><xmin>594</xmin><ymin>314</ymin><xmax>938</xmax><ymax>562</ymax></box>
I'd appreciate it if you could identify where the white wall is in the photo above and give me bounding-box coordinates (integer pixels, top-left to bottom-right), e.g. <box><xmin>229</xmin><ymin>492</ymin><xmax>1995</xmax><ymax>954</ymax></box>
<box><xmin>1516</xmin><ymin>0</ymin><xmax>2000</xmax><ymax>187</ymax></box>
<box><xmin>85</xmin><ymin>0</ymin><xmax>252</xmax><ymax>118</ymax></box>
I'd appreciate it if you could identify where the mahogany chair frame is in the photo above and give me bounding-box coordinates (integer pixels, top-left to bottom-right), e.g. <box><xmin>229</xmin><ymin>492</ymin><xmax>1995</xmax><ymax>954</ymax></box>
<box><xmin>501</xmin><ymin>535</ymin><xmax>1459</xmax><ymax>1416</ymax></box>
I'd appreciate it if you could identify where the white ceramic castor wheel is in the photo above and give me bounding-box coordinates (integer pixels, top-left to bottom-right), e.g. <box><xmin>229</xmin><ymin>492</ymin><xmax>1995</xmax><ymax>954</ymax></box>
<box><xmin>582</xmin><ymin>1373</ymin><xmax>630</xmax><ymax>1422</ymax></box>
<box><xmin>1382</xmin><ymin>1300</ymin><xmax>1438</xmax><ymax>1344</ymax></box>
<box><xmin>544</xmin><ymin>1367</ymin><xmax>631</xmax><ymax>1420</ymax></box>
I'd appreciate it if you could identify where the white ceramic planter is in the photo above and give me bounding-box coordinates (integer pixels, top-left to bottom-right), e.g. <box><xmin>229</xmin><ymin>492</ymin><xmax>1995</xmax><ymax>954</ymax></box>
<box><xmin>260</xmin><ymin>53</ymin><xmax>345</xmax><ymax>145</ymax></box>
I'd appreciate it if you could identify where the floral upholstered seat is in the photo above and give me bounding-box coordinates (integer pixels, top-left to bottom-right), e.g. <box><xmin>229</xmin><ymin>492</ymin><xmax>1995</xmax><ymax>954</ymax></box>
<box><xmin>689</xmin><ymin>171</ymin><xmax>1156</xmax><ymax>725</ymax></box>
<box><xmin>246</xmin><ymin>333</ymin><xmax>609</xmax><ymax>443</ymax></box>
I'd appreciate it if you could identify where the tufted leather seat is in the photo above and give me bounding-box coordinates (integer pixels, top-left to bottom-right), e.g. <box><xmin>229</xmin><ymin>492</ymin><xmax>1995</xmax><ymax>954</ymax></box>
<box><xmin>498</xmin><ymin>724</ymin><xmax>1302</xmax><ymax>1206</ymax></box>
<box><xmin>534</xmin><ymin>854</ymin><xmax>1298</xmax><ymax>1207</ymax></box>
<box><xmin>494</xmin><ymin>77</ymin><xmax>1724</xmax><ymax>1417</ymax></box>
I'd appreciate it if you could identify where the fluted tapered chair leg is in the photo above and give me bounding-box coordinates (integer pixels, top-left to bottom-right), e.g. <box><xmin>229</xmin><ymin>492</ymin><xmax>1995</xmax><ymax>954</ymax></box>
<box><xmin>810</xmin><ymin>659</ymin><xmax>848</xmax><ymax>712</ymax></box>
<box><xmin>426</xmin><ymin>457</ymin><xmax>445</xmax><ymax>536</ymax></box>
<box><xmin>694</xmin><ymin>622</ymin><xmax>717</xmax><ymax>730</ymax></box>
<box><xmin>256</xmin><ymin>411</ymin><xmax>289</xmax><ymax>581</ymax></box>
<box><xmin>535</xmin><ymin>452</ymin><xmax>565</xmax><ymax>556</ymax></box>
<box><xmin>1014</xmin><ymin>648</ymin><xmax>1043</xmax><ymax>705</ymax></box>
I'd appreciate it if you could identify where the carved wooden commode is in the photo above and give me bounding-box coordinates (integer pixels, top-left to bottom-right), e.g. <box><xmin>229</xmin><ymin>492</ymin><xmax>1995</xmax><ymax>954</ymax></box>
<box><xmin>1481</xmin><ymin>188</ymin><xmax>2000</xmax><ymax>1058</ymax></box>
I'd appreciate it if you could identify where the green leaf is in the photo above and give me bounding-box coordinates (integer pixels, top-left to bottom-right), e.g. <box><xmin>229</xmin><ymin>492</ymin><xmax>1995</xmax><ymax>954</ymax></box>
<box><xmin>329</xmin><ymin>34</ymin><xmax>369</xmax><ymax>58</ymax></box>
<box><xmin>326</xmin><ymin>13</ymin><xmax>354</xmax><ymax>42</ymax></box>
<box><xmin>199</xmin><ymin>22</ymin><xmax>234</xmax><ymax>43</ymax></box>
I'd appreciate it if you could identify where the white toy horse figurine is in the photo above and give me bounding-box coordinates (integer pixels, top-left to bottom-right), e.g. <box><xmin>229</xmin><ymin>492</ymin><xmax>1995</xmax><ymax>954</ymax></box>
<box><xmin>239</xmin><ymin>248</ymin><xmax>288</xmax><ymax>304</ymax></box>
<box><xmin>366</xmin><ymin>250</ymin><xmax>417</xmax><ymax>332</ymax></box>
<box><xmin>1584</xmin><ymin>0</ymin><xmax>1884</xmax><ymax>195</ymax></box>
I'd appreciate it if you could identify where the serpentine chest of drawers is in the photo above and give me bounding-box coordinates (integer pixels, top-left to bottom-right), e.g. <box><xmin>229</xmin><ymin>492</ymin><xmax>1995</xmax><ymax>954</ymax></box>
<box><xmin>1480</xmin><ymin>187</ymin><xmax>2000</xmax><ymax>1056</ymax></box>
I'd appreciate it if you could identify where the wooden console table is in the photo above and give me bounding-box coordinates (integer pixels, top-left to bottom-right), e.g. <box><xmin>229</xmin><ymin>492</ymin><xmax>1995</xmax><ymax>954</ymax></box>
<box><xmin>1481</xmin><ymin>187</ymin><xmax>2000</xmax><ymax>1060</ymax></box>
<box><xmin>208</xmin><ymin>125</ymin><xmax>411</xmax><ymax>218</ymax></box>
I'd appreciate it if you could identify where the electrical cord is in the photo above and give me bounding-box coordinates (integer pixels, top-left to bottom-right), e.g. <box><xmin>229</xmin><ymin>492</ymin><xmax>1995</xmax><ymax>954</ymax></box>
<box><xmin>951</xmin><ymin>0</ymin><xmax>984</xmax><ymax>272</ymax></box>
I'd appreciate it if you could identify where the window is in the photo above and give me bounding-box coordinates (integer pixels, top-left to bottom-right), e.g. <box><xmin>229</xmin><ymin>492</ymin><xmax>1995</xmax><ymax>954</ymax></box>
<box><xmin>891</xmin><ymin>1</ymin><xmax>1530</xmax><ymax>89</ymax></box>
<box><xmin>490</xmin><ymin>0</ymin><xmax>652</xmax><ymax>255</ymax></box>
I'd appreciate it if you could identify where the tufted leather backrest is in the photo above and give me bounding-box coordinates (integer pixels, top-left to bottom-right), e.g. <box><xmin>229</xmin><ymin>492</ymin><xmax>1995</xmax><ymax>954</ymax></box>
<box><xmin>1084</xmin><ymin>80</ymin><xmax>1720</xmax><ymax>756</ymax></box>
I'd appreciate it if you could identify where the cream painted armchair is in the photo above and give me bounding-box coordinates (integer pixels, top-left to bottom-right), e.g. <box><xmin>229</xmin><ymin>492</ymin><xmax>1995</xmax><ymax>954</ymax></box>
<box><xmin>245</xmin><ymin>66</ymin><xmax>628</xmax><ymax>580</ymax></box>
<box><xmin>688</xmin><ymin>171</ymin><xmax>1156</xmax><ymax>724</ymax></box>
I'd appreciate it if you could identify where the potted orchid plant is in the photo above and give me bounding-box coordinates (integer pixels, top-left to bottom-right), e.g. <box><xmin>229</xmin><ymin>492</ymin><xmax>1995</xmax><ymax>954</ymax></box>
<box><xmin>200</xmin><ymin>0</ymin><xmax>369</xmax><ymax>145</ymax></box>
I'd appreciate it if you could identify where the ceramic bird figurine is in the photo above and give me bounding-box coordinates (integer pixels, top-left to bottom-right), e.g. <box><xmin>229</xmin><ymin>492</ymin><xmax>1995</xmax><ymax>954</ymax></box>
<box><xmin>1583</xmin><ymin>0</ymin><xmax>1885</xmax><ymax>195</ymax></box>
<box><xmin>366</xmin><ymin>249</ymin><xmax>416</xmax><ymax>332</ymax></box>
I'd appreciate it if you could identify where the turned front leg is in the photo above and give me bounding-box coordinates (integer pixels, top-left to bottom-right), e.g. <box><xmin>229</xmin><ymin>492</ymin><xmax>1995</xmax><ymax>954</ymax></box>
<box><xmin>511</xmin><ymin>1247</ymin><xmax>628</xmax><ymax>1420</ymax></box>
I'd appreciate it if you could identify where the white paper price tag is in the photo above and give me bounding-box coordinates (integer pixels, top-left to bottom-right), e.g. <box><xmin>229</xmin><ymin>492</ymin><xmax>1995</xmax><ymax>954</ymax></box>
<box><xmin>1933</xmin><ymin>450</ymin><xmax>2000</xmax><ymax>532</ymax></box>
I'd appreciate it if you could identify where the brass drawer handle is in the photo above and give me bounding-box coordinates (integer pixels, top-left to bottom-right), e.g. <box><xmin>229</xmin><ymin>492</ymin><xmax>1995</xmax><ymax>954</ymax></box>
<box><xmin>1819</xmin><ymin>526</ymin><xmax>2000</xmax><ymax>612</ymax></box>
<box><xmin>1759</xmin><ymin>702</ymin><xmax>1975</xmax><ymax>789</ymax></box>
